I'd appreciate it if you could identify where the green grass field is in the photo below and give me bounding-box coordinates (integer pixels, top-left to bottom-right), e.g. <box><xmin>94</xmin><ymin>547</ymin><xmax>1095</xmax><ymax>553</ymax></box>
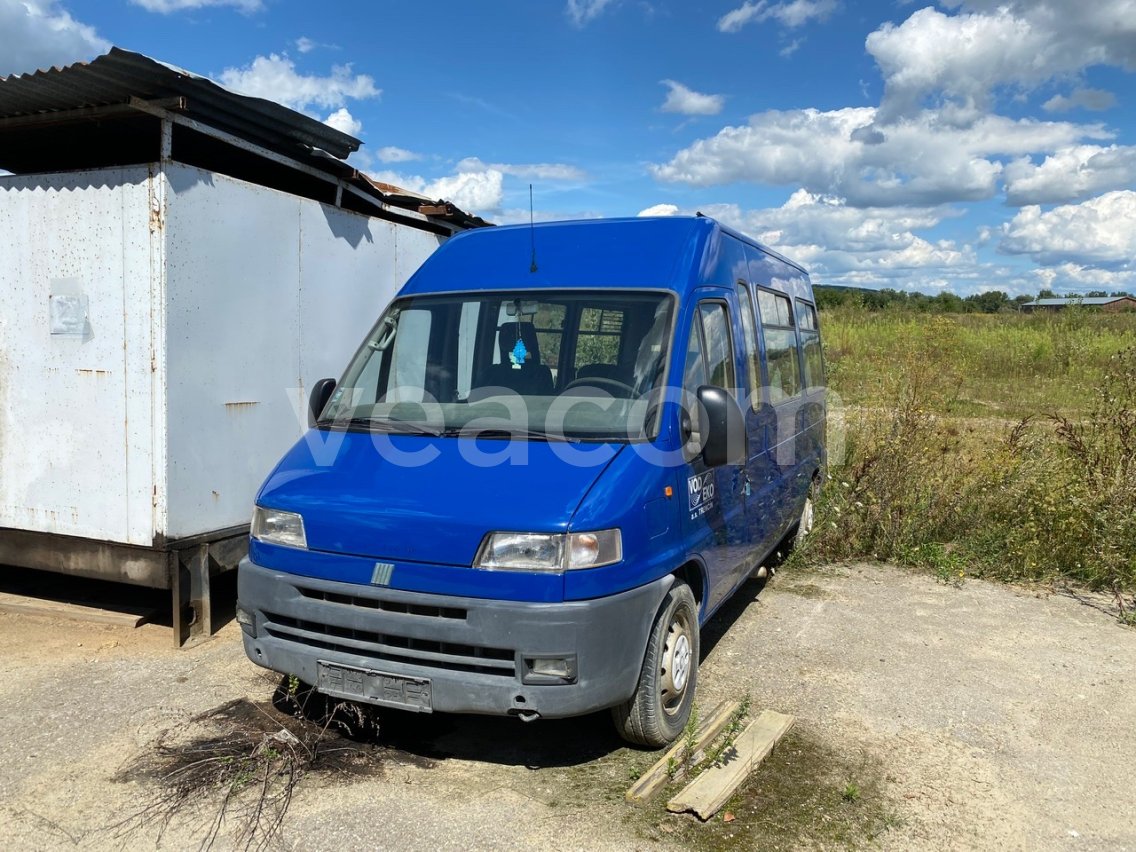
<box><xmin>805</xmin><ymin>308</ymin><xmax>1136</xmax><ymax>603</ymax></box>
<box><xmin>823</xmin><ymin>307</ymin><xmax>1136</xmax><ymax>418</ymax></box>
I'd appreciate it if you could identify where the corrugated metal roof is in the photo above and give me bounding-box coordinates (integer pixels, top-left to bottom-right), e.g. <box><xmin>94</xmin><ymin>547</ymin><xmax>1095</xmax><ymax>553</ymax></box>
<box><xmin>1025</xmin><ymin>297</ymin><xmax>1134</xmax><ymax>306</ymax></box>
<box><xmin>0</xmin><ymin>47</ymin><xmax>360</xmax><ymax>160</ymax></box>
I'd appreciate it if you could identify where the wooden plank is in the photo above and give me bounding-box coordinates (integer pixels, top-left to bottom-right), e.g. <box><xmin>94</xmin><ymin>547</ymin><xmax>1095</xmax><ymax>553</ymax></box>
<box><xmin>0</xmin><ymin>591</ymin><xmax>151</xmax><ymax>628</ymax></box>
<box><xmin>625</xmin><ymin>699</ymin><xmax>740</xmax><ymax>804</ymax></box>
<box><xmin>666</xmin><ymin>710</ymin><xmax>795</xmax><ymax>821</ymax></box>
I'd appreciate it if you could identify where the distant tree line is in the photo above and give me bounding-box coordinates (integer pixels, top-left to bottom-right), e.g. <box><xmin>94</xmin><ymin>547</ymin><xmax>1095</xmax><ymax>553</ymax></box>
<box><xmin>815</xmin><ymin>286</ymin><xmax>1134</xmax><ymax>313</ymax></box>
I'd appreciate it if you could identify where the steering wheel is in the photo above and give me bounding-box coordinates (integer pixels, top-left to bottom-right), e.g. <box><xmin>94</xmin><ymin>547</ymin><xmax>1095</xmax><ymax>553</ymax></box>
<box><xmin>564</xmin><ymin>376</ymin><xmax>637</xmax><ymax>398</ymax></box>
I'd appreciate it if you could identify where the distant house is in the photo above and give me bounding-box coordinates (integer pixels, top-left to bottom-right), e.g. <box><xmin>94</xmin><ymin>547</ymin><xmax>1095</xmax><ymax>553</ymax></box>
<box><xmin>1022</xmin><ymin>296</ymin><xmax>1136</xmax><ymax>313</ymax></box>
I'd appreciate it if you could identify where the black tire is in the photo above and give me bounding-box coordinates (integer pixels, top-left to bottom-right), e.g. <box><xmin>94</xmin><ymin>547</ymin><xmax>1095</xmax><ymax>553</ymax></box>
<box><xmin>611</xmin><ymin>581</ymin><xmax>699</xmax><ymax>748</ymax></box>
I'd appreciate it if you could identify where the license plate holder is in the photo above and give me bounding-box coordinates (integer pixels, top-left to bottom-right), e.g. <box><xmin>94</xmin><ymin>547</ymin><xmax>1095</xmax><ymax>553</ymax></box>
<box><xmin>316</xmin><ymin>661</ymin><xmax>432</xmax><ymax>713</ymax></box>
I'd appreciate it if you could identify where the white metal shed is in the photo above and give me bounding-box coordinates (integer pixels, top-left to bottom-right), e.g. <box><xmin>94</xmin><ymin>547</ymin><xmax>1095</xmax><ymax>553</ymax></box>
<box><xmin>0</xmin><ymin>49</ymin><xmax>487</xmax><ymax>642</ymax></box>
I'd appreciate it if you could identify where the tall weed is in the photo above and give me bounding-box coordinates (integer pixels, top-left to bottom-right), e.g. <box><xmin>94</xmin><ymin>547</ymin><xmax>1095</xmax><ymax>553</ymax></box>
<box><xmin>809</xmin><ymin>320</ymin><xmax>1136</xmax><ymax>593</ymax></box>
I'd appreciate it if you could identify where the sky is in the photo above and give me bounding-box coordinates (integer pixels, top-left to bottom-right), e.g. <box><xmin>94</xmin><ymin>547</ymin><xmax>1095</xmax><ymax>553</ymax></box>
<box><xmin>2</xmin><ymin>0</ymin><xmax>1135</xmax><ymax>297</ymax></box>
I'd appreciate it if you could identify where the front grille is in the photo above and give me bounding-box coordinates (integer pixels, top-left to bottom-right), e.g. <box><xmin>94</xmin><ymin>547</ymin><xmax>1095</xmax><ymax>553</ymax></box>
<box><xmin>262</xmin><ymin>611</ymin><xmax>515</xmax><ymax>678</ymax></box>
<box><xmin>296</xmin><ymin>586</ymin><xmax>466</xmax><ymax>620</ymax></box>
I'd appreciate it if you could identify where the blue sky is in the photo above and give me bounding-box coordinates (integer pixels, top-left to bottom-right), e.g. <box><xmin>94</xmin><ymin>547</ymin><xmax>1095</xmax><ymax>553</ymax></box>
<box><xmin>3</xmin><ymin>0</ymin><xmax>1135</xmax><ymax>296</ymax></box>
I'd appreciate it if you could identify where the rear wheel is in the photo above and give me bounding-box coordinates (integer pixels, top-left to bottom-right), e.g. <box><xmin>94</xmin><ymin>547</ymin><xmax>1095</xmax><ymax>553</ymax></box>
<box><xmin>611</xmin><ymin>581</ymin><xmax>699</xmax><ymax>747</ymax></box>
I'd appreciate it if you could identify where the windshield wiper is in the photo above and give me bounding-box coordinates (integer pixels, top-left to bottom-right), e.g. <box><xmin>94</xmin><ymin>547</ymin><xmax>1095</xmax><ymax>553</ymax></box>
<box><xmin>441</xmin><ymin>425</ymin><xmax>572</xmax><ymax>442</ymax></box>
<box><xmin>319</xmin><ymin>416</ymin><xmax>443</xmax><ymax>436</ymax></box>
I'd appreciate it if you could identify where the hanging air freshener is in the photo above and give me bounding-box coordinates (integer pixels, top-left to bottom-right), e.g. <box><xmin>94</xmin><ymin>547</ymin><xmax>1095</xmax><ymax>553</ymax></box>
<box><xmin>509</xmin><ymin>337</ymin><xmax>528</xmax><ymax>369</ymax></box>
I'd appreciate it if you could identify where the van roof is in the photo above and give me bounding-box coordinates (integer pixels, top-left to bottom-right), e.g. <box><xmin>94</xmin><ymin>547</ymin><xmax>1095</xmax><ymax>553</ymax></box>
<box><xmin>399</xmin><ymin>216</ymin><xmax>808</xmax><ymax>296</ymax></box>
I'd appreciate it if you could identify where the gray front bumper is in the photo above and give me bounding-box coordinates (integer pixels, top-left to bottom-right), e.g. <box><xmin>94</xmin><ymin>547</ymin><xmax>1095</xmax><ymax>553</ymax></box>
<box><xmin>238</xmin><ymin>558</ymin><xmax>673</xmax><ymax>719</ymax></box>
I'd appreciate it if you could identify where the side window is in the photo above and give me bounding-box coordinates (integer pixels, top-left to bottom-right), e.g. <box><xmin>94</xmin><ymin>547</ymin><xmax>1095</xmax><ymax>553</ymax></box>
<box><xmin>389</xmin><ymin>308</ymin><xmax>432</xmax><ymax>402</ymax></box>
<box><xmin>736</xmin><ymin>284</ymin><xmax>761</xmax><ymax>410</ymax></box>
<box><xmin>682</xmin><ymin>320</ymin><xmax>708</xmax><ymax>457</ymax></box>
<box><xmin>757</xmin><ymin>290</ymin><xmax>801</xmax><ymax>404</ymax></box>
<box><xmin>797</xmin><ymin>300</ymin><xmax>824</xmax><ymax>389</ymax></box>
<box><xmin>698</xmin><ymin>302</ymin><xmax>735</xmax><ymax>391</ymax></box>
<box><xmin>682</xmin><ymin>321</ymin><xmax>708</xmax><ymax>391</ymax></box>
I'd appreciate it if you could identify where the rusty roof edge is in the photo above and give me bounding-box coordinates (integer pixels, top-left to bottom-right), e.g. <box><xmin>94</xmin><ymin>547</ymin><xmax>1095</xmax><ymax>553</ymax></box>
<box><xmin>354</xmin><ymin>172</ymin><xmax>493</xmax><ymax>229</ymax></box>
<box><xmin>352</xmin><ymin>173</ymin><xmax>492</xmax><ymax>230</ymax></box>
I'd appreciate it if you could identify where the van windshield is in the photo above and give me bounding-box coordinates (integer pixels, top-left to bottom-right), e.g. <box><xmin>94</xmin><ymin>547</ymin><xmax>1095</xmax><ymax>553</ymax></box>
<box><xmin>319</xmin><ymin>290</ymin><xmax>675</xmax><ymax>441</ymax></box>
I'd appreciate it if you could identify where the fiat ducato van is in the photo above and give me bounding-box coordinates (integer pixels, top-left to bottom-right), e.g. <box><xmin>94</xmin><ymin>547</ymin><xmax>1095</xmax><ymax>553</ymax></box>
<box><xmin>237</xmin><ymin>216</ymin><xmax>825</xmax><ymax>746</ymax></box>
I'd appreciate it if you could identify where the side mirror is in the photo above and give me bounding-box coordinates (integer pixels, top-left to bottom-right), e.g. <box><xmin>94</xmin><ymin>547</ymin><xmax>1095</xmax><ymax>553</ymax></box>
<box><xmin>308</xmin><ymin>378</ymin><xmax>337</xmax><ymax>428</ymax></box>
<box><xmin>697</xmin><ymin>385</ymin><xmax>746</xmax><ymax>467</ymax></box>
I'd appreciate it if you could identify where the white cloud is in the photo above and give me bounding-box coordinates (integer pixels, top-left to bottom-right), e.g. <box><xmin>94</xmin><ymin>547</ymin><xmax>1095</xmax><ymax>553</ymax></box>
<box><xmin>780</xmin><ymin>38</ymin><xmax>803</xmax><ymax>58</ymax></box>
<box><xmin>633</xmin><ymin>191</ymin><xmax>980</xmax><ymax>290</ymax></box>
<box><xmin>130</xmin><ymin>0</ymin><xmax>262</xmax><ymax>12</ymax></box>
<box><xmin>218</xmin><ymin>54</ymin><xmax>380</xmax><ymax>112</ymax></box>
<box><xmin>365</xmin><ymin>156</ymin><xmax>585</xmax><ymax>216</ymax></box>
<box><xmin>456</xmin><ymin>157</ymin><xmax>586</xmax><ymax>181</ymax></box>
<box><xmin>565</xmin><ymin>0</ymin><xmax>616</xmax><ymax>27</ymax></box>
<box><xmin>0</xmin><ymin>0</ymin><xmax>109</xmax><ymax>77</ymax></box>
<box><xmin>660</xmin><ymin>80</ymin><xmax>724</xmax><ymax>116</ymax></box>
<box><xmin>376</xmin><ymin>146</ymin><xmax>421</xmax><ymax>164</ymax></box>
<box><xmin>652</xmin><ymin>106</ymin><xmax>1106</xmax><ymax>207</ymax></box>
<box><xmin>295</xmin><ymin>37</ymin><xmax>316</xmax><ymax>54</ymax></box>
<box><xmin>718</xmin><ymin>0</ymin><xmax>837</xmax><ymax>33</ymax></box>
<box><xmin>323</xmin><ymin>107</ymin><xmax>361</xmax><ymax>137</ymax></box>
<box><xmin>1032</xmin><ymin>263</ymin><xmax>1135</xmax><ymax>293</ymax></box>
<box><xmin>494</xmin><ymin>208</ymin><xmax>605</xmax><ymax>226</ymax></box>
<box><xmin>1042</xmin><ymin>88</ymin><xmax>1117</xmax><ymax>113</ymax></box>
<box><xmin>999</xmin><ymin>190</ymin><xmax>1136</xmax><ymax>266</ymax></box>
<box><xmin>867</xmin><ymin>2</ymin><xmax>1136</xmax><ymax>123</ymax></box>
<box><xmin>637</xmin><ymin>203</ymin><xmax>680</xmax><ymax>217</ymax></box>
<box><xmin>1004</xmin><ymin>145</ymin><xmax>1136</xmax><ymax>205</ymax></box>
<box><xmin>368</xmin><ymin>168</ymin><xmax>504</xmax><ymax>215</ymax></box>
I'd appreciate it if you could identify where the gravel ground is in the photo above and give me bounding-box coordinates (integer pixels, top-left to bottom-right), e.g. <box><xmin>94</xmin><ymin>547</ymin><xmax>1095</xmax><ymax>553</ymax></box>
<box><xmin>0</xmin><ymin>562</ymin><xmax>1133</xmax><ymax>850</ymax></box>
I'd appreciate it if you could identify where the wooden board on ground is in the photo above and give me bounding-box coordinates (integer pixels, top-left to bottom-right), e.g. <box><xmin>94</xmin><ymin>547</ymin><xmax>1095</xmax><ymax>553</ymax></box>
<box><xmin>666</xmin><ymin>709</ymin><xmax>795</xmax><ymax>821</ymax></box>
<box><xmin>0</xmin><ymin>591</ymin><xmax>153</xmax><ymax>627</ymax></box>
<box><xmin>625</xmin><ymin>699</ymin><xmax>740</xmax><ymax>804</ymax></box>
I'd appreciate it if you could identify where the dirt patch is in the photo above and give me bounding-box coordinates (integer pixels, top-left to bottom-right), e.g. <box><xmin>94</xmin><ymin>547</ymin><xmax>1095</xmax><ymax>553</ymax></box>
<box><xmin>773</xmin><ymin>581</ymin><xmax>830</xmax><ymax>600</ymax></box>
<box><xmin>629</xmin><ymin>726</ymin><xmax>898</xmax><ymax>850</ymax></box>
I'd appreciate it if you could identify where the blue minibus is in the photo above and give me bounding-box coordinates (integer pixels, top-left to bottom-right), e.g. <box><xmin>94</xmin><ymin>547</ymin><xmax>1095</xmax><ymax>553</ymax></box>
<box><xmin>237</xmin><ymin>216</ymin><xmax>825</xmax><ymax>746</ymax></box>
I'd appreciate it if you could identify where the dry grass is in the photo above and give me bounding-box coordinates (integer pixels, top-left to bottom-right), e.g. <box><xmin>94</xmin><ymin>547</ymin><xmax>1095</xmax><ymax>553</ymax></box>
<box><xmin>807</xmin><ymin>310</ymin><xmax>1136</xmax><ymax>606</ymax></box>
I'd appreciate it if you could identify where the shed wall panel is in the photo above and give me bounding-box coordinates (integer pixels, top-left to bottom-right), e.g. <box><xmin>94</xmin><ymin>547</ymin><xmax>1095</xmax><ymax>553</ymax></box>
<box><xmin>0</xmin><ymin>168</ymin><xmax>156</xmax><ymax>544</ymax></box>
<box><xmin>163</xmin><ymin>164</ymin><xmax>303</xmax><ymax>539</ymax></box>
<box><xmin>163</xmin><ymin>165</ymin><xmax>444</xmax><ymax>539</ymax></box>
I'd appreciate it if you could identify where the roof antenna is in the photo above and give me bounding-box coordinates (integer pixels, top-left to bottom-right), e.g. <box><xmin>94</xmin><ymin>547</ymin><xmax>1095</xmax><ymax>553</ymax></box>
<box><xmin>529</xmin><ymin>184</ymin><xmax>539</xmax><ymax>273</ymax></box>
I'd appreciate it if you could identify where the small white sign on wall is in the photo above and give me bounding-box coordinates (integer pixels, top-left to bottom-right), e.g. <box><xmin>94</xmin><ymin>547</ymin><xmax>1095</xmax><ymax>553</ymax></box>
<box><xmin>49</xmin><ymin>279</ymin><xmax>89</xmax><ymax>336</ymax></box>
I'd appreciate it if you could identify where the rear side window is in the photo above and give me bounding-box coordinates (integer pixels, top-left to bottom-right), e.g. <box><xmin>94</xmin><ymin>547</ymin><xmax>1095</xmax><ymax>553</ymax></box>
<box><xmin>757</xmin><ymin>289</ymin><xmax>801</xmax><ymax>403</ymax></box>
<box><xmin>797</xmin><ymin>300</ymin><xmax>824</xmax><ymax>389</ymax></box>
<box><xmin>797</xmin><ymin>300</ymin><xmax>818</xmax><ymax>331</ymax></box>
<box><xmin>758</xmin><ymin>290</ymin><xmax>794</xmax><ymax>327</ymax></box>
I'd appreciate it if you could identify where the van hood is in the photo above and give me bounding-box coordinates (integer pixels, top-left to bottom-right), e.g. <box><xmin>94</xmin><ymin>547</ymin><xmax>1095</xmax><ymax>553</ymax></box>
<box><xmin>257</xmin><ymin>431</ymin><xmax>621</xmax><ymax>566</ymax></box>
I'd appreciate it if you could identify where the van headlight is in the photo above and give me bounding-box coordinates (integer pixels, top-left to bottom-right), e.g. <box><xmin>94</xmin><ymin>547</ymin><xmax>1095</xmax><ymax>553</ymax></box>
<box><xmin>250</xmin><ymin>506</ymin><xmax>307</xmax><ymax>549</ymax></box>
<box><xmin>474</xmin><ymin>529</ymin><xmax>621</xmax><ymax>572</ymax></box>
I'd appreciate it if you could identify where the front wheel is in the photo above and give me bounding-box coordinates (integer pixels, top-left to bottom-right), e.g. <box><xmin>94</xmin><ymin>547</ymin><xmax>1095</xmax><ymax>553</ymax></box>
<box><xmin>611</xmin><ymin>581</ymin><xmax>699</xmax><ymax>747</ymax></box>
